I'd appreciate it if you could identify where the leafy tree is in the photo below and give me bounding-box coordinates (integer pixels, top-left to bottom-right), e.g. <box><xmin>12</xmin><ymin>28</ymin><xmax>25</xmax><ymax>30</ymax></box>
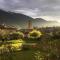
<box><xmin>53</xmin><ymin>31</ymin><xmax>60</xmax><ymax>39</ymax></box>
<box><xmin>28</xmin><ymin>30</ymin><xmax>42</xmax><ymax>39</ymax></box>
<box><xmin>8</xmin><ymin>32</ymin><xmax>24</xmax><ymax>40</ymax></box>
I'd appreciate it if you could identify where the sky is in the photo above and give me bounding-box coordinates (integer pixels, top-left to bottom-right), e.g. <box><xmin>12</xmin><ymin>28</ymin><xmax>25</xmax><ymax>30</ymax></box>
<box><xmin>0</xmin><ymin>0</ymin><xmax>60</xmax><ymax>22</ymax></box>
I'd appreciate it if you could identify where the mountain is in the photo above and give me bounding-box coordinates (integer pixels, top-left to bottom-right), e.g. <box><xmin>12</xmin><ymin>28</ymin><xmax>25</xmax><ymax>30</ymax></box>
<box><xmin>0</xmin><ymin>9</ymin><xmax>60</xmax><ymax>28</ymax></box>
<box><xmin>0</xmin><ymin>9</ymin><xmax>34</xmax><ymax>28</ymax></box>
<box><xmin>33</xmin><ymin>18</ymin><xmax>60</xmax><ymax>27</ymax></box>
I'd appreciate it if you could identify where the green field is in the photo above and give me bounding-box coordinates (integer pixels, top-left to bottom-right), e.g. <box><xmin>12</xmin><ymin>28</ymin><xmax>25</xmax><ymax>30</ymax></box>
<box><xmin>0</xmin><ymin>39</ymin><xmax>60</xmax><ymax>60</ymax></box>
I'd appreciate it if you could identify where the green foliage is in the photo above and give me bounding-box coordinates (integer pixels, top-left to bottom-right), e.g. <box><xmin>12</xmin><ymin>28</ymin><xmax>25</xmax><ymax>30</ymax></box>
<box><xmin>30</xmin><ymin>32</ymin><xmax>39</xmax><ymax>38</ymax></box>
<box><xmin>8</xmin><ymin>32</ymin><xmax>24</xmax><ymax>40</ymax></box>
<box><xmin>28</xmin><ymin>30</ymin><xmax>42</xmax><ymax>39</ymax></box>
<box><xmin>52</xmin><ymin>31</ymin><xmax>60</xmax><ymax>39</ymax></box>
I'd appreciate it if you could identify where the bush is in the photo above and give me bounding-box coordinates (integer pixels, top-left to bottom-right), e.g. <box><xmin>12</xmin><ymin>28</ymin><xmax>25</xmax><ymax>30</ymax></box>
<box><xmin>52</xmin><ymin>31</ymin><xmax>60</xmax><ymax>39</ymax></box>
<box><xmin>8</xmin><ymin>32</ymin><xmax>24</xmax><ymax>40</ymax></box>
<box><xmin>0</xmin><ymin>33</ymin><xmax>9</xmax><ymax>41</ymax></box>
<box><xmin>28</xmin><ymin>30</ymin><xmax>42</xmax><ymax>39</ymax></box>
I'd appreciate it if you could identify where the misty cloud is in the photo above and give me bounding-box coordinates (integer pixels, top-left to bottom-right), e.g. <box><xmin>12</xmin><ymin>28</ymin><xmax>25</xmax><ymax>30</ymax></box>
<box><xmin>0</xmin><ymin>0</ymin><xmax>60</xmax><ymax>21</ymax></box>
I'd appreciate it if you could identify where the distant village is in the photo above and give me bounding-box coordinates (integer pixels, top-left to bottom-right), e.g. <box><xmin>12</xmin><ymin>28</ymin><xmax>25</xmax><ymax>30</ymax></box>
<box><xmin>0</xmin><ymin>20</ymin><xmax>60</xmax><ymax>38</ymax></box>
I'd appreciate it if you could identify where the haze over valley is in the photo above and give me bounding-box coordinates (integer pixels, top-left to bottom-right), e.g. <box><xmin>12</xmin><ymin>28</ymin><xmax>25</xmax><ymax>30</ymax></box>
<box><xmin>0</xmin><ymin>9</ymin><xmax>60</xmax><ymax>29</ymax></box>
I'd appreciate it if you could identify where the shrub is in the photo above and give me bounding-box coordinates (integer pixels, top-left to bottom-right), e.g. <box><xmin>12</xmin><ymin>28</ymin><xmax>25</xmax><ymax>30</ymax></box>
<box><xmin>28</xmin><ymin>30</ymin><xmax>42</xmax><ymax>39</ymax></box>
<box><xmin>8</xmin><ymin>32</ymin><xmax>24</xmax><ymax>40</ymax></box>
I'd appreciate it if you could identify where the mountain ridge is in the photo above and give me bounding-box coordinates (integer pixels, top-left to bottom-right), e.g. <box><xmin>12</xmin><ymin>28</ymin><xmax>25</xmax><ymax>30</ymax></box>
<box><xmin>0</xmin><ymin>9</ymin><xmax>60</xmax><ymax>28</ymax></box>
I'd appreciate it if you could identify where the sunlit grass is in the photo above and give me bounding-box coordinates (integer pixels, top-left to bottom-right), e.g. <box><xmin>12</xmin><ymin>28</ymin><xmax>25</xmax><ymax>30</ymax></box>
<box><xmin>7</xmin><ymin>39</ymin><xmax>24</xmax><ymax>43</ymax></box>
<box><xmin>0</xmin><ymin>39</ymin><xmax>25</xmax><ymax>51</ymax></box>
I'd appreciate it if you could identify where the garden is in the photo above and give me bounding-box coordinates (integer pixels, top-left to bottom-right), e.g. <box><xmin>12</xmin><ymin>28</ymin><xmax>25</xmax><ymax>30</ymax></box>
<box><xmin>0</xmin><ymin>29</ymin><xmax>60</xmax><ymax>60</ymax></box>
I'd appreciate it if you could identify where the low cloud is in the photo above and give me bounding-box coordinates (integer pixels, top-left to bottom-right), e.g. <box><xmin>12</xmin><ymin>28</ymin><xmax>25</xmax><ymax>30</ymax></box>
<box><xmin>14</xmin><ymin>8</ymin><xmax>39</xmax><ymax>18</ymax></box>
<box><xmin>0</xmin><ymin>0</ymin><xmax>60</xmax><ymax>22</ymax></box>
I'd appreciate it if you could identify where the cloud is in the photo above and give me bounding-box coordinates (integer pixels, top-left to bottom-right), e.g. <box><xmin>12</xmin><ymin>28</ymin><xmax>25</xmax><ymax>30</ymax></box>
<box><xmin>14</xmin><ymin>8</ymin><xmax>39</xmax><ymax>17</ymax></box>
<box><xmin>0</xmin><ymin>0</ymin><xmax>60</xmax><ymax>11</ymax></box>
<box><xmin>0</xmin><ymin>0</ymin><xmax>60</xmax><ymax>22</ymax></box>
<box><xmin>39</xmin><ymin>16</ymin><xmax>60</xmax><ymax>22</ymax></box>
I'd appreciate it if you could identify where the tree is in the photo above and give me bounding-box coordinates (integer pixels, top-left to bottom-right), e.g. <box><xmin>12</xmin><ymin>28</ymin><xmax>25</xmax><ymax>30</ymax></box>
<box><xmin>8</xmin><ymin>32</ymin><xmax>24</xmax><ymax>40</ymax></box>
<box><xmin>53</xmin><ymin>31</ymin><xmax>60</xmax><ymax>39</ymax></box>
<box><xmin>28</xmin><ymin>30</ymin><xmax>42</xmax><ymax>39</ymax></box>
